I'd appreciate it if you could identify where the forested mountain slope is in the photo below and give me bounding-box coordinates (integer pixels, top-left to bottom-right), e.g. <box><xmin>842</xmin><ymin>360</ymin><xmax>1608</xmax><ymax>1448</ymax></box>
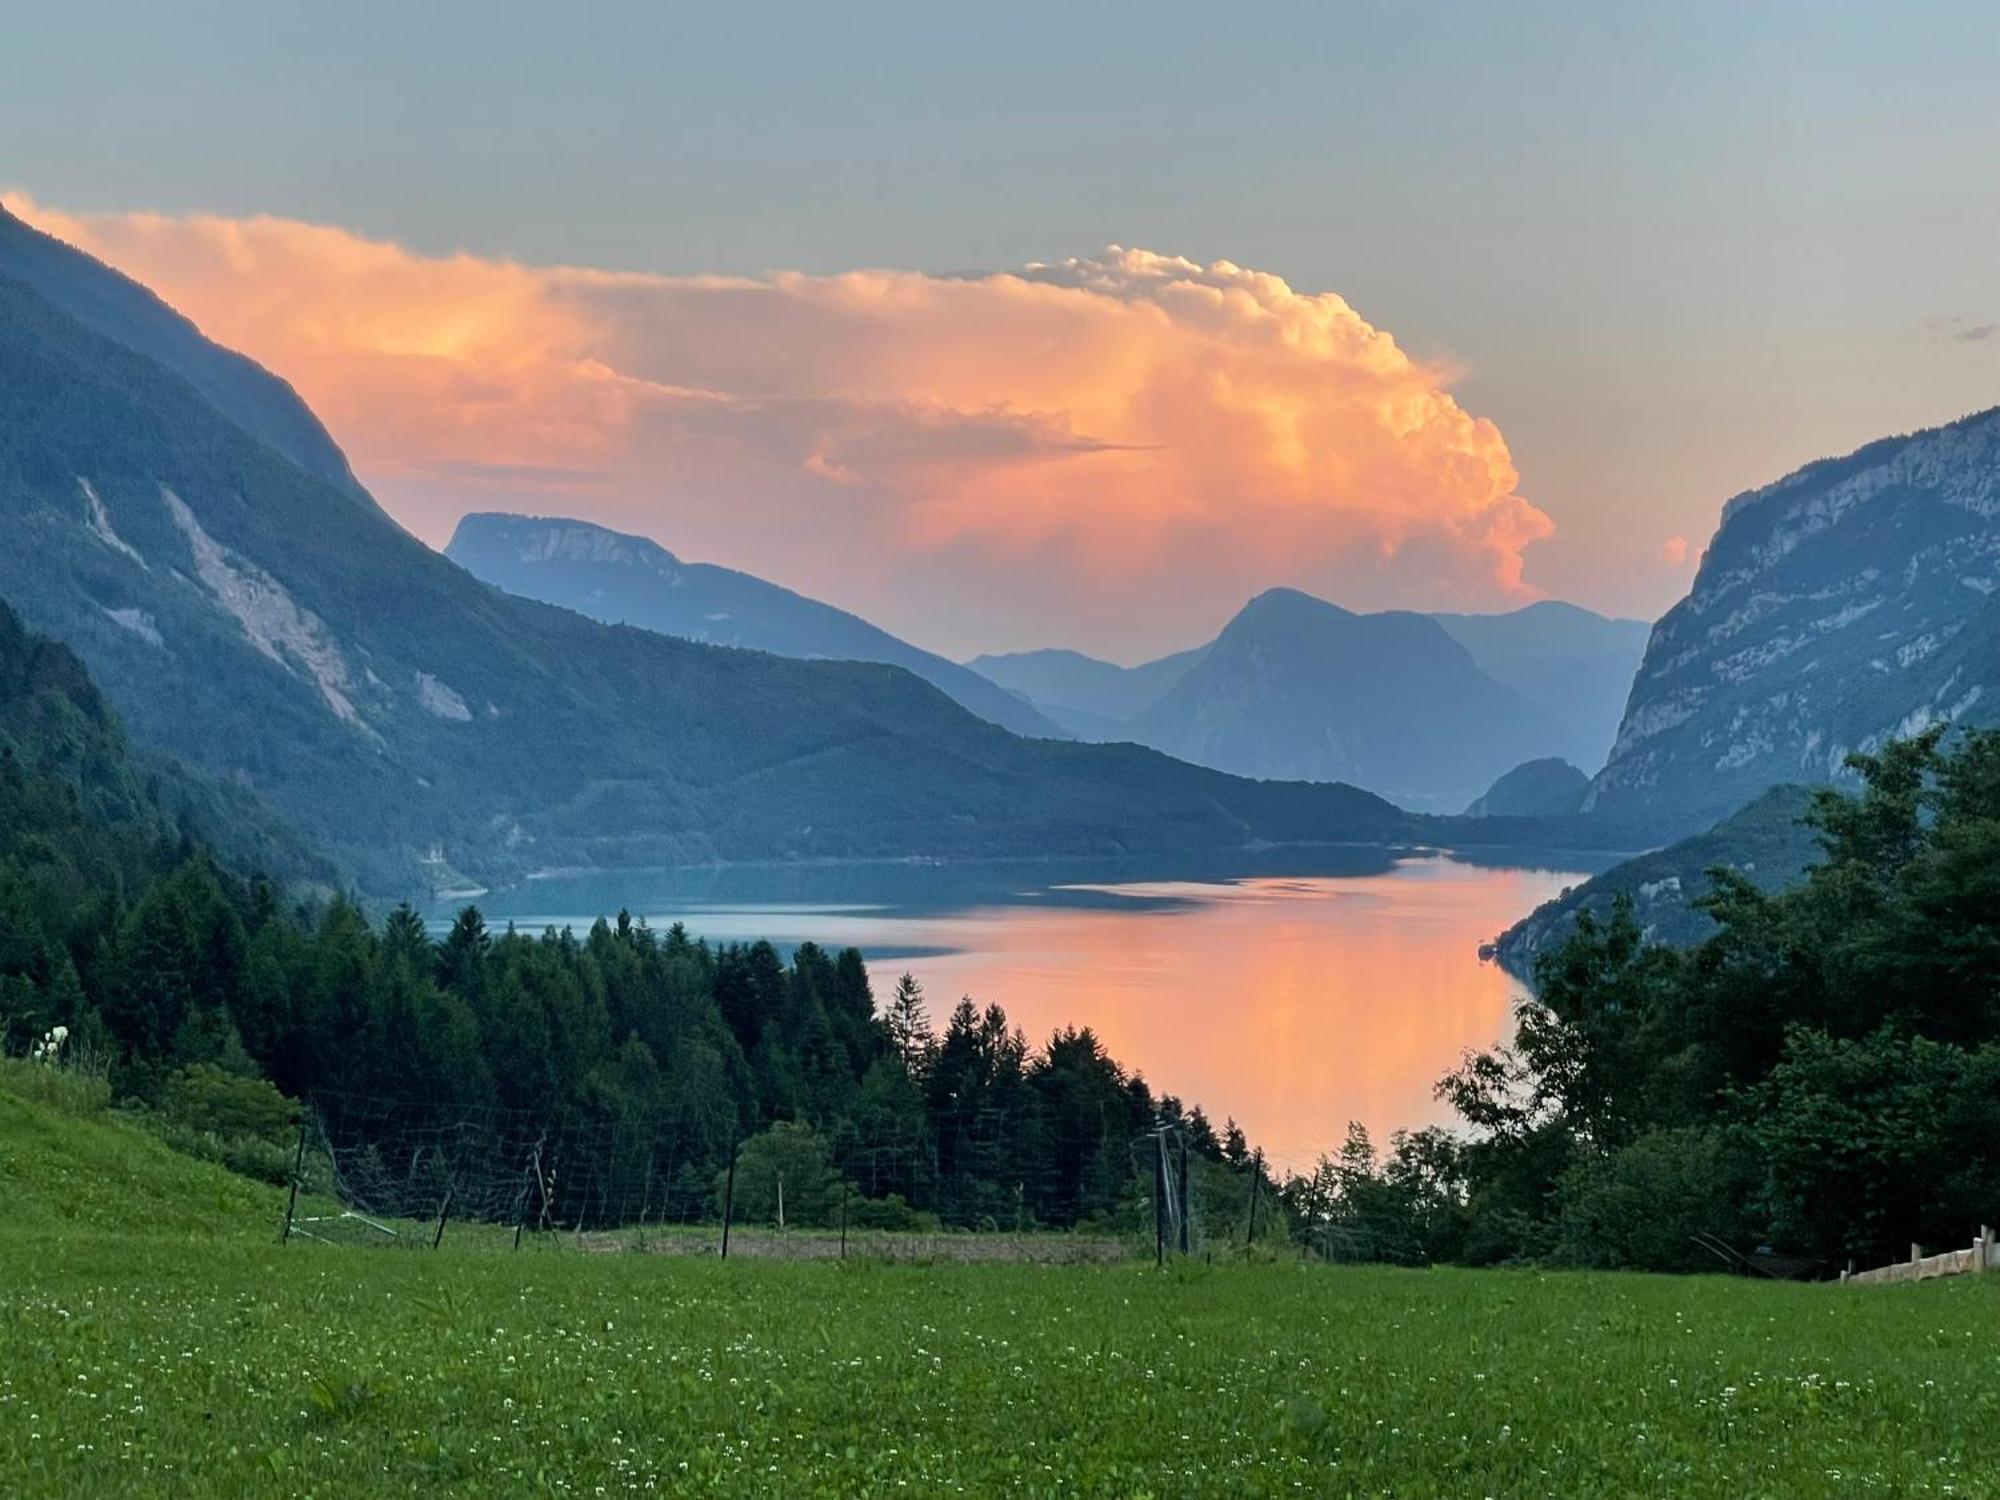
<box><xmin>0</xmin><ymin>246</ymin><xmax>1416</xmax><ymax>898</ymax></box>
<box><xmin>446</xmin><ymin>512</ymin><xmax>1065</xmax><ymax>739</ymax></box>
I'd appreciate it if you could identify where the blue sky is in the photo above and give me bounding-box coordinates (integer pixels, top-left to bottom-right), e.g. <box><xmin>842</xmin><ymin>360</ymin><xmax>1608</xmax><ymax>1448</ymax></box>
<box><xmin>5</xmin><ymin>0</ymin><xmax>1997</xmax><ymax>641</ymax></box>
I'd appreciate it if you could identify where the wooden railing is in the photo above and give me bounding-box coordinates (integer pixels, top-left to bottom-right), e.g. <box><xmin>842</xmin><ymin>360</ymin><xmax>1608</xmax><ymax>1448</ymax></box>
<box><xmin>1842</xmin><ymin>1227</ymin><xmax>1996</xmax><ymax>1285</ymax></box>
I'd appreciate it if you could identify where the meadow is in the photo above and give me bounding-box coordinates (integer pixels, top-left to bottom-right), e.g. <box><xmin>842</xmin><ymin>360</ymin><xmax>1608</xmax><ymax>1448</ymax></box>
<box><xmin>4</xmin><ymin>1073</ymin><xmax>1998</xmax><ymax>1498</ymax></box>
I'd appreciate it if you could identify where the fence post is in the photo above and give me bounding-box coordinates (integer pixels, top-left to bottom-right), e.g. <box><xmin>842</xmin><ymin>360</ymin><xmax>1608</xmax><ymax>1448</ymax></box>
<box><xmin>1177</xmin><ymin>1131</ymin><xmax>1191</xmax><ymax>1256</ymax></box>
<box><xmin>720</xmin><ymin>1134</ymin><xmax>739</xmax><ymax>1261</ymax></box>
<box><xmin>840</xmin><ymin>1183</ymin><xmax>849</xmax><ymax>1260</ymax></box>
<box><xmin>431</xmin><ymin>1187</ymin><xmax>454</xmax><ymax>1250</ymax></box>
<box><xmin>1153</xmin><ymin>1129</ymin><xmax>1168</xmax><ymax>1268</ymax></box>
<box><xmin>1979</xmin><ymin>1226</ymin><xmax>1994</xmax><ymax>1273</ymax></box>
<box><xmin>281</xmin><ymin>1112</ymin><xmax>308</xmax><ymax>1245</ymax></box>
<box><xmin>1244</xmin><ymin>1150</ymin><xmax>1262</xmax><ymax>1247</ymax></box>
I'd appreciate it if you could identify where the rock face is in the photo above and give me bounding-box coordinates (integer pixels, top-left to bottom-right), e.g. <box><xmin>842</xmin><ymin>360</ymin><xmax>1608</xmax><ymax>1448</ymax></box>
<box><xmin>1587</xmin><ymin>408</ymin><xmax>2000</xmax><ymax>836</ymax></box>
<box><xmin>446</xmin><ymin>513</ymin><xmax>1066</xmax><ymax>740</ymax></box>
<box><xmin>1462</xmin><ymin>758</ymin><xmax>1589</xmax><ymax>818</ymax></box>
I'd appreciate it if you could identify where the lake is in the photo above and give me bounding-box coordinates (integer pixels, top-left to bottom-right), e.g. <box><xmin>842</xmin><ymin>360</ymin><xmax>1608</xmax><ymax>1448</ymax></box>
<box><xmin>453</xmin><ymin>848</ymin><xmax>1603</xmax><ymax>1171</ymax></box>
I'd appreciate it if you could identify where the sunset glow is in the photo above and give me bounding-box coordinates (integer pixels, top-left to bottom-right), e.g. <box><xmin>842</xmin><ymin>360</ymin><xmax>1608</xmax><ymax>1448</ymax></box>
<box><xmin>10</xmin><ymin>195</ymin><xmax>1550</xmax><ymax>656</ymax></box>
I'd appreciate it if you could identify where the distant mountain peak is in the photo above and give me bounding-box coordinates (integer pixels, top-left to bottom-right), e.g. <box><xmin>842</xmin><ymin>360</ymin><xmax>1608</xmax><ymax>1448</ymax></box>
<box><xmin>452</xmin><ymin>513</ymin><xmax>683</xmax><ymax>577</ymax></box>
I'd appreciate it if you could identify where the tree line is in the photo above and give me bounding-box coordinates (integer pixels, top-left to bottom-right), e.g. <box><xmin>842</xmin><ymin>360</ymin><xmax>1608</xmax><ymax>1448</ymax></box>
<box><xmin>1289</xmin><ymin>726</ymin><xmax>2000</xmax><ymax>1272</ymax></box>
<box><xmin>3</xmin><ymin>832</ymin><xmax>1270</xmax><ymax>1232</ymax></box>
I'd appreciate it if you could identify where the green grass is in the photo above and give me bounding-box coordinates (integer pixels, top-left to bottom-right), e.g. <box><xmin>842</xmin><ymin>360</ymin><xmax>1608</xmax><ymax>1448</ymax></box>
<box><xmin>4</xmin><ymin>1075</ymin><xmax>1998</xmax><ymax>1497</ymax></box>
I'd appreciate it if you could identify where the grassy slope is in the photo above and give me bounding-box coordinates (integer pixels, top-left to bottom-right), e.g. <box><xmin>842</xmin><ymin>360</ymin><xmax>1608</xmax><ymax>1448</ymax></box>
<box><xmin>4</xmin><ymin>1074</ymin><xmax>1998</xmax><ymax>1497</ymax></box>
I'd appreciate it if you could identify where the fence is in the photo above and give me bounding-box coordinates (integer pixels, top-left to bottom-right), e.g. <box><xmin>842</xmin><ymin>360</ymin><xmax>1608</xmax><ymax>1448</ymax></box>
<box><xmin>1842</xmin><ymin>1227</ymin><xmax>1996</xmax><ymax>1285</ymax></box>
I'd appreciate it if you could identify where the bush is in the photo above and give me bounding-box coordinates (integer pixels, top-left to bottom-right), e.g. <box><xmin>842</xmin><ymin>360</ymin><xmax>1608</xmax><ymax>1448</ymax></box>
<box><xmin>846</xmin><ymin>1193</ymin><xmax>941</xmax><ymax>1232</ymax></box>
<box><xmin>1552</xmin><ymin>1126</ymin><xmax>1759</xmax><ymax>1272</ymax></box>
<box><xmin>159</xmin><ymin>1064</ymin><xmax>296</xmax><ymax>1145</ymax></box>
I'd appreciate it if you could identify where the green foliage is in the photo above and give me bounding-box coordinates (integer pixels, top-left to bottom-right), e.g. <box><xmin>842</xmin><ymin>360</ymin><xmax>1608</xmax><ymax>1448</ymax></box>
<box><xmin>1426</xmin><ymin>726</ymin><xmax>2000</xmax><ymax>1269</ymax></box>
<box><xmin>721</xmin><ymin>1121</ymin><xmax>848</xmax><ymax>1227</ymax></box>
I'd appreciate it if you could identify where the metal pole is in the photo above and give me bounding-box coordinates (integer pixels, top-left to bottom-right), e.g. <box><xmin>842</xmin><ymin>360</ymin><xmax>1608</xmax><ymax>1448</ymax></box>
<box><xmin>281</xmin><ymin>1113</ymin><xmax>308</xmax><ymax>1244</ymax></box>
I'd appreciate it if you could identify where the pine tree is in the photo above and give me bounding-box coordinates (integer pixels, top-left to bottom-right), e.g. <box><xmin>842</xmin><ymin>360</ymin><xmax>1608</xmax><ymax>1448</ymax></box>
<box><xmin>883</xmin><ymin>972</ymin><xmax>933</xmax><ymax>1078</ymax></box>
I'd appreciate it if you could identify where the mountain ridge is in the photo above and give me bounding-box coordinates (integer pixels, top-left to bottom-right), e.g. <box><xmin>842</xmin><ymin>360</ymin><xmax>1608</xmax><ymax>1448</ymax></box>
<box><xmin>1585</xmin><ymin>405</ymin><xmax>2000</xmax><ymax>835</ymax></box>
<box><xmin>0</xmin><ymin>220</ymin><xmax>1447</xmax><ymax>898</ymax></box>
<box><xmin>445</xmin><ymin>512</ymin><xmax>1066</xmax><ymax>739</ymax></box>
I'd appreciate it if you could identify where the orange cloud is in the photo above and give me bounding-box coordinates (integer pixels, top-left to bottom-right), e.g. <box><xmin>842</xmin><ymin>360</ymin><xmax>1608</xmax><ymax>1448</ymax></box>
<box><xmin>7</xmin><ymin>195</ymin><xmax>1551</xmax><ymax>656</ymax></box>
<box><xmin>1656</xmin><ymin>535</ymin><xmax>1690</xmax><ymax>566</ymax></box>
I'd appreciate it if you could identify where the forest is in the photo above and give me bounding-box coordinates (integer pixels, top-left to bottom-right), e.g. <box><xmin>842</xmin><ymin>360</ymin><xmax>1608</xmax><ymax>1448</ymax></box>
<box><xmin>1298</xmin><ymin>725</ymin><xmax>2000</xmax><ymax>1273</ymax></box>
<box><xmin>7</xmin><ymin>579</ymin><xmax>1997</xmax><ymax>1265</ymax></box>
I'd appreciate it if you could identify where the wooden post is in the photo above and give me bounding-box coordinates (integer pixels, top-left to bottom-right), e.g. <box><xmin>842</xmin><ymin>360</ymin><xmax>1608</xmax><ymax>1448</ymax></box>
<box><xmin>720</xmin><ymin>1135</ymin><xmax>739</xmax><ymax>1261</ymax></box>
<box><xmin>1176</xmin><ymin>1131</ymin><xmax>1191</xmax><ymax>1256</ymax></box>
<box><xmin>281</xmin><ymin>1113</ymin><xmax>308</xmax><ymax>1245</ymax></box>
<box><xmin>1978</xmin><ymin>1226</ymin><xmax>1994</xmax><ymax>1273</ymax></box>
<box><xmin>1153</xmin><ymin>1129</ymin><xmax>1168</xmax><ymax>1267</ymax></box>
<box><xmin>1244</xmin><ymin>1150</ymin><xmax>1262</xmax><ymax>1247</ymax></box>
<box><xmin>1297</xmin><ymin>1164</ymin><xmax>1321</xmax><ymax>1262</ymax></box>
<box><xmin>431</xmin><ymin>1187</ymin><xmax>454</xmax><ymax>1250</ymax></box>
<box><xmin>840</xmin><ymin>1183</ymin><xmax>849</xmax><ymax>1260</ymax></box>
<box><xmin>1912</xmin><ymin>1242</ymin><xmax>1923</xmax><ymax>1266</ymax></box>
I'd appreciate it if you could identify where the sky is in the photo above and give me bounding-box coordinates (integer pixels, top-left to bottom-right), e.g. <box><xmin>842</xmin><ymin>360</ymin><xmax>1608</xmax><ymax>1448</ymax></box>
<box><xmin>5</xmin><ymin>1</ymin><xmax>1997</xmax><ymax>659</ymax></box>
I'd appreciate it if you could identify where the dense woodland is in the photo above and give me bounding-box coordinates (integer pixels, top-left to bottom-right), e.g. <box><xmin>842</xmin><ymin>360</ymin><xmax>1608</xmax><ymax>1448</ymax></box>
<box><xmin>6</xmin><ymin>583</ymin><xmax>1997</xmax><ymax>1265</ymax></box>
<box><xmin>0</xmin><ymin>595</ymin><xmax>1270</xmax><ymax>1237</ymax></box>
<box><xmin>1298</xmin><ymin>726</ymin><xmax>2000</xmax><ymax>1272</ymax></box>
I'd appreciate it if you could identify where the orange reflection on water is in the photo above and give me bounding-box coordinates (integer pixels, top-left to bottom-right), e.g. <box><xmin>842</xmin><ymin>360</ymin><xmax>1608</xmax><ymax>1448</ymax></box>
<box><xmin>903</xmin><ymin>856</ymin><xmax>1583</xmax><ymax>1173</ymax></box>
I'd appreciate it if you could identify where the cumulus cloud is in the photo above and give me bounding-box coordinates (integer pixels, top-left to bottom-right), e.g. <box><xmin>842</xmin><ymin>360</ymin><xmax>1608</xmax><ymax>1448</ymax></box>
<box><xmin>8</xmin><ymin>195</ymin><xmax>1551</xmax><ymax>655</ymax></box>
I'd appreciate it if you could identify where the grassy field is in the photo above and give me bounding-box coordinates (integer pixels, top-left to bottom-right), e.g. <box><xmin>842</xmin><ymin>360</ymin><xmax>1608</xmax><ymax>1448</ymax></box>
<box><xmin>5</xmin><ymin>1075</ymin><xmax>1999</xmax><ymax>1497</ymax></box>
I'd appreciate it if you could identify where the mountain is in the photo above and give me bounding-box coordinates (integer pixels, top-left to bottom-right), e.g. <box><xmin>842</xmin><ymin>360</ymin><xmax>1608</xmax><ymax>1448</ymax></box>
<box><xmin>445</xmin><ymin>513</ymin><xmax>1066</xmax><ymax>740</ymax></box>
<box><xmin>0</xmin><ymin>212</ymin><xmax>1428</xmax><ymax>896</ymax></box>
<box><xmin>1487</xmin><ymin>784</ymin><xmax>1819</xmax><ymax>979</ymax></box>
<box><xmin>968</xmin><ymin>599</ymin><xmax>1648</xmax><ymax>792</ymax></box>
<box><xmin>1586</xmin><ymin>408</ymin><xmax>2000</xmax><ymax>836</ymax></box>
<box><xmin>0</xmin><ymin>206</ymin><xmax>375</xmax><ymax>516</ymax></box>
<box><xmin>965</xmin><ymin>645</ymin><xmax>1211</xmax><ymax>729</ymax></box>
<box><xmin>1121</xmin><ymin>589</ymin><xmax>1576</xmax><ymax>812</ymax></box>
<box><xmin>1431</xmin><ymin>602</ymin><xmax>1651</xmax><ymax>771</ymax></box>
<box><xmin>1463</xmin><ymin>758</ymin><xmax>1589</xmax><ymax>818</ymax></box>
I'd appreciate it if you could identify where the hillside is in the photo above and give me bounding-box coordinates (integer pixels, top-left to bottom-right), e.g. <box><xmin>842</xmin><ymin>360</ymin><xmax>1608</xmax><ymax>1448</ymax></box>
<box><xmin>1487</xmin><ymin>784</ymin><xmax>1820</xmax><ymax>978</ymax></box>
<box><xmin>445</xmin><ymin>512</ymin><xmax>1065</xmax><ymax>738</ymax></box>
<box><xmin>0</xmin><ymin>1064</ymin><xmax>279</xmax><ymax>1238</ymax></box>
<box><xmin>1124</xmin><ymin>589</ymin><xmax>1574</xmax><ymax>812</ymax></box>
<box><xmin>1586</xmin><ymin>408</ymin><xmax>2000</xmax><ymax>836</ymax></box>
<box><xmin>0</xmin><ymin>219</ymin><xmax>1426</xmax><ymax>896</ymax></box>
<box><xmin>1463</xmin><ymin>757</ymin><xmax>1589</xmax><ymax>818</ymax></box>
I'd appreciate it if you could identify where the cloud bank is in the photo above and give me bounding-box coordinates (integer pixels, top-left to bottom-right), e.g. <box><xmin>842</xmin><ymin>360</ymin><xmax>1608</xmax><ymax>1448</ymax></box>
<box><xmin>10</xmin><ymin>195</ymin><xmax>1551</xmax><ymax>655</ymax></box>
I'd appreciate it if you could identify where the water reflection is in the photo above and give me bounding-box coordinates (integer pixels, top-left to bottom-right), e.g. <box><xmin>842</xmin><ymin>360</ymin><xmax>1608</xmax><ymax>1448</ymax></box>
<box><xmin>451</xmin><ymin>850</ymin><xmax>1598</xmax><ymax>1170</ymax></box>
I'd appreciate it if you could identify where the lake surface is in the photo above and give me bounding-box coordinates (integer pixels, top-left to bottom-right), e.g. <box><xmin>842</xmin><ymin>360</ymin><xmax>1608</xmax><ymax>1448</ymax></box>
<box><xmin>454</xmin><ymin>849</ymin><xmax>1602</xmax><ymax>1171</ymax></box>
